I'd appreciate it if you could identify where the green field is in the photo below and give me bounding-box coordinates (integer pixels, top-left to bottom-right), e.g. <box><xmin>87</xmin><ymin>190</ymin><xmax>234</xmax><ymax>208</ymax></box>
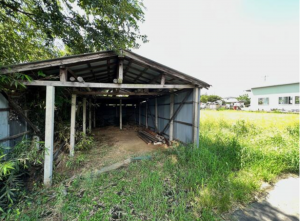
<box><xmin>4</xmin><ymin>110</ymin><xmax>299</xmax><ymax>220</ymax></box>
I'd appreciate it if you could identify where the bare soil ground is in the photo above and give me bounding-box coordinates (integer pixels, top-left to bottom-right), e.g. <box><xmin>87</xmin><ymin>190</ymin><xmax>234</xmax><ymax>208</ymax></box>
<box><xmin>56</xmin><ymin>126</ymin><xmax>165</xmax><ymax>180</ymax></box>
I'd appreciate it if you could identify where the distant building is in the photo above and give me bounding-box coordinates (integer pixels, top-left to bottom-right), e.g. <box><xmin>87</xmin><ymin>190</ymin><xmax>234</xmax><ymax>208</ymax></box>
<box><xmin>247</xmin><ymin>82</ymin><xmax>299</xmax><ymax>112</ymax></box>
<box><xmin>222</xmin><ymin>97</ymin><xmax>238</xmax><ymax>104</ymax></box>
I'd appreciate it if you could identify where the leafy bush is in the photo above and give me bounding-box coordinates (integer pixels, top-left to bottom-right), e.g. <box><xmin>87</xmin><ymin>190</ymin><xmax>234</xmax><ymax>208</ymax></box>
<box><xmin>75</xmin><ymin>133</ymin><xmax>94</xmax><ymax>151</ymax></box>
<box><xmin>0</xmin><ymin>138</ymin><xmax>44</xmax><ymax>211</ymax></box>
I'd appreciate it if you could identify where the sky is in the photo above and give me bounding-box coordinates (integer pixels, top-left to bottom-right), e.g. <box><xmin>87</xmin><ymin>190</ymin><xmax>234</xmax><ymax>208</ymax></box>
<box><xmin>132</xmin><ymin>0</ymin><xmax>299</xmax><ymax>97</ymax></box>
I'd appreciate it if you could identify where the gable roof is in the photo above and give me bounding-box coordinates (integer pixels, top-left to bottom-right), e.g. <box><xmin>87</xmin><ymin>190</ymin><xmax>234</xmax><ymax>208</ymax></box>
<box><xmin>0</xmin><ymin>50</ymin><xmax>210</xmax><ymax>88</ymax></box>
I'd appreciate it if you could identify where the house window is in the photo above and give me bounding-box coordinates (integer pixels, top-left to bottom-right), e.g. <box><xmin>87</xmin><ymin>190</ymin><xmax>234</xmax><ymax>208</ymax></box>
<box><xmin>258</xmin><ymin>98</ymin><xmax>269</xmax><ymax>105</ymax></box>
<box><xmin>296</xmin><ymin>96</ymin><xmax>299</xmax><ymax>104</ymax></box>
<box><xmin>279</xmin><ymin>96</ymin><xmax>293</xmax><ymax>105</ymax></box>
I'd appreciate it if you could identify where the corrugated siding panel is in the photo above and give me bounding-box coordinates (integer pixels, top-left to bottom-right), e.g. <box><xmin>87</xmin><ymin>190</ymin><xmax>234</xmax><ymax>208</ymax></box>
<box><xmin>0</xmin><ymin>94</ymin><xmax>9</xmax><ymax>147</ymax></box>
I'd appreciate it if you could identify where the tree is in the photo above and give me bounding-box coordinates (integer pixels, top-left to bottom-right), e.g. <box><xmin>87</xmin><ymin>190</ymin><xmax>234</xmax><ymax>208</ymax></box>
<box><xmin>237</xmin><ymin>94</ymin><xmax>251</xmax><ymax>106</ymax></box>
<box><xmin>0</xmin><ymin>0</ymin><xmax>147</xmax><ymax>65</ymax></box>
<box><xmin>200</xmin><ymin>95</ymin><xmax>222</xmax><ymax>103</ymax></box>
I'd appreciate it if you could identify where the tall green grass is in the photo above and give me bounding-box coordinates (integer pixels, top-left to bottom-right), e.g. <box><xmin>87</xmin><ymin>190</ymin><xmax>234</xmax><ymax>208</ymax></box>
<box><xmin>4</xmin><ymin>110</ymin><xmax>299</xmax><ymax>220</ymax></box>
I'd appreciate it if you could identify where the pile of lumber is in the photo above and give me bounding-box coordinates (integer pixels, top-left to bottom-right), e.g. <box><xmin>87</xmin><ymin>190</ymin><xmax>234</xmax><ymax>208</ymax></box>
<box><xmin>138</xmin><ymin>130</ymin><xmax>166</xmax><ymax>145</ymax></box>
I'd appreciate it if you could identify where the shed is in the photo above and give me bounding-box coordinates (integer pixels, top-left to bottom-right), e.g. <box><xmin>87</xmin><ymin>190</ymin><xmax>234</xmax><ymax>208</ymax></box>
<box><xmin>0</xmin><ymin>50</ymin><xmax>210</xmax><ymax>186</ymax></box>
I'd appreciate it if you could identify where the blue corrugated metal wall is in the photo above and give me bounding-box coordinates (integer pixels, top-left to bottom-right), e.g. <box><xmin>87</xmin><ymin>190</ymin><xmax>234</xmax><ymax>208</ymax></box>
<box><xmin>0</xmin><ymin>94</ymin><xmax>9</xmax><ymax>147</ymax></box>
<box><xmin>139</xmin><ymin>89</ymin><xmax>194</xmax><ymax>144</ymax></box>
<box><xmin>0</xmin><ymin>94</ymin><xmax>27</xmax><ymax>148</ymax></box>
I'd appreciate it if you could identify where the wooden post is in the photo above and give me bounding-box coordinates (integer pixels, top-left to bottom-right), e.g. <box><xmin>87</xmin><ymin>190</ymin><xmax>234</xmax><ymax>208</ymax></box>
<box><xmin>44</xmin><ymin>86</ymin><xmax>55</xmax><ymax>186</ymax></box>
<box><xmin>193</xmin><ymin>88</ymin><xmax>200</xmax><ymax>146</ymax></box>
<box><xmin>93</xmin><ymin>102</ymin><xmax>96</xmax><ymax>128</ymax></box>
<box><xmin>169</xmin><ymin>93</ymin><xmax>174</xmax><ymax>141</ymax></box>
<box><xmin>155</xmin><ymin>98</ymin><xmax>158</xmax><ymax>132</ymax></box>
<box><xmin>146</xmin><ymin>101</ymin><xmax>148</xmax><ymax>128</ymax></box>
<box><xmin>118</xmin><ymin>58</ymin><xmax>123</xmax><ymax>84</ymax></box>
<box><xmin>120</xmin><ymin>99</ymin><xmax>122</xmax><ymax>129</ymax></box>
<box><xmin>89</xmin><ymin>99</ymin><xmax>92</xmax><ymax>132</ymax></box>
<box><xmin>59</xmin><ymin>67</ymin><xmax>67</xmax><ymax>82</ymax></box>
<box><xmin>70</xmin><ymin>94</ymin><xmax>76</xmax><ymax>157</ymax></box>
<box><xmin>83</xmin><ymin>98</ymin><xmax>86</xmax><ymax>134</ymax></box>
<box><xmin>161</xmin><ymin>74</ymin><xmax>165</xmax><ymax>86</ymax></box>
<box><xmin>139</xmin><ymin>103</ymin><xmax>141</xmax><ymax>126</ymax></box>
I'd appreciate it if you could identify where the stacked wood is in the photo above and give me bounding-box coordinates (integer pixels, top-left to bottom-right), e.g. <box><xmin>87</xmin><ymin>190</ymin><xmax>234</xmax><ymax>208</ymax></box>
<box><xmin>138</xmin><ymin>130</ymin><xmax>165</xmax><ymax>145</ymax></box>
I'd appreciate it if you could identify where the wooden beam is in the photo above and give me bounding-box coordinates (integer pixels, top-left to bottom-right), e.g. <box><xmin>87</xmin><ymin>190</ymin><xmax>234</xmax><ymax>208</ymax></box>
<box><xmin>145</xmin><ymin>101</ymin><xmax>148</xmax><ymax>128</ymax></box>
<box><xmin>87</xmin><ymin>63</ymin><xmax>96</xmax><ymax>82</ymax></box>
<box><xmin>0</xmin><ymin>131</ymin><xmax>30</xmax><ymax>142</ymax></box>
<box><xmin>70</xmin><ymin>94</ymin><xmax>76</xmax><ymax>157</ymax></box>
<box><xmin>72</xmin><ymin>91</ymin><xmax>165</xmax><ymax>96</ymax></box>
<box><xmin>23</xmin><ymin>81</ymin><xmax>195</xmax><ymax>89</ymax></box>
<box><xmin>70</xmin><ymin>61</ymin><xmax>116</xmax><ymax>73</ymax></box>
<box><xmin>66</xmin><ymin>67</ymin><xmax>78</xmax><ymax>79</ymax></box>
<box><xmin>44</xmin><ymin>86</ymin><xmax>55</xmax><ymax>187</ymax></box>
<box><xmin>1</xmin><ymin>51</ymin><xmax>116</xmax><ymax>74</ymax></box>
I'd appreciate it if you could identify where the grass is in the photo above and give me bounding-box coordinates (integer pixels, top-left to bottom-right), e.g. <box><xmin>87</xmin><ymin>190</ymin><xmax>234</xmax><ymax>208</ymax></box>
<box><xmin>3</xmin><ymin>110</ymin><xmax>299</xmax><ymax>220</ymax></box>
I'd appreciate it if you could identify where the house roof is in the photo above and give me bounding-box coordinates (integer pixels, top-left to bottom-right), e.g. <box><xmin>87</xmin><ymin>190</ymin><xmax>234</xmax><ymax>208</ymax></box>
<box><xmin>0</xmin><ymin>50</ymin><xmax>210</xmax><ymax>89</ymax></box>
<box><xmin>248</xmin><ymin>82</ymin><xmax>299</xmax><ymax>90</ymax></box>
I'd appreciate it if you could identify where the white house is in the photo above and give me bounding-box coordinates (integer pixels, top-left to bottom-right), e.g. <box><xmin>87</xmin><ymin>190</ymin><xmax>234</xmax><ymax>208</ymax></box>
<box><xmin>247</xmin><ymin>82</ymin><xmax>299</xmax><ymax>112</ymax></box>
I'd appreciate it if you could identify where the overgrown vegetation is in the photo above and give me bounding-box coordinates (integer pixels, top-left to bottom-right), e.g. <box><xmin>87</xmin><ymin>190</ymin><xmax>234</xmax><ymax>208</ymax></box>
<box><xmin>2</xmin><ymin>111</ymin><xmax>299</xmax><ymax>220</ymax></box>
<box><xmin>0</xmin><ymin>138</ymin><xmax>44</xmax><ymax>212</ymax></box>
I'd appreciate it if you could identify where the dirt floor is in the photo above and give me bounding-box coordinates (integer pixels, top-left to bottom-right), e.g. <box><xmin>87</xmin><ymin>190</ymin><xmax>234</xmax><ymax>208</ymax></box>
<box><xmin>76</xmin><ymin>125</ymin><xmax>165</xmax><ymax>172</ymax></box>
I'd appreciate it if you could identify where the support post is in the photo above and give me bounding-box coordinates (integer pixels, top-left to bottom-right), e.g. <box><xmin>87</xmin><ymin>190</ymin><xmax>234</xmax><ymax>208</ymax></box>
<box><xmin>169</xmin><ymin>93</ymin><xmax>174</xmax><ymax>142</ymax></box>
<box><xmin>120</xmin><ymin>99</ymin><xmax>122</xmax><ymax>129</ymax></box>
<box><xmin>118</xmin><ymin>58</ymin><xmax>123</xmax><ymax>84</ymax></box>
<box><xmin>93</xmin><ymin>102</ymin><xmax>96</xmax><ymax>128</ymax></box>
<box><xmin>193</xmin><ymin>88</ymin><xmax>200</xmax><ymax>146</ymax></box>
<box><xmin>44</xmin><ymin>86</ymin><xmax>55</xmax><ymax>186</ymax></box>
<box><xmin>155</xmin><ymin>98</ymin><xmax>158</xmax><ymax>132</ymax></box>
<box><xmin>70</xmin><ymin>94</ymin><xmax>76</xmax><ymax>157</ymax></box>
<box><xmin>59</xmin><ymin>67</ymin><xmax>68</xmax><ymax>82</ymax></box>
<box><xmin>89</xmin><ymin>99</ymin><xmax>92</xmax><ymax>132</ymax></box>
<box><xmin>83</xmin><ymin>98</ymin><xmax>87</xmax><ymax>134</ymax></box>
<box><xmin>146</xmin><ymin>101</ymin><xmax>148</xmax><ymax>128</ymax></box>
<box><xmin>139</xmin><ymin>103</ymin><xmax>141</xmax><ymax>126</ymax></box>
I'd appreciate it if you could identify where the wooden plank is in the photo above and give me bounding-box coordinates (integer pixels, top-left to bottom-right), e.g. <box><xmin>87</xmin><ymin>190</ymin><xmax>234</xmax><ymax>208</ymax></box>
<box><xmin>69</xmin><ymin>61</ymin><xmax>116</xmax><ymax>73</ymax></box>
<box><xmin>23</xmin><ymin>81</ymin><xmax>195</xmax><ymax>89</ymax></box>
<box><xmin>155</xmin><ymin>98</ymin><xmax>158</xmax><ymax>132</ymax></box>
<box><xmin>1</xmin><ymin>51</ymin><xmax>116</xmax><ymax>74</ymax></box>
<box><xmin>0</xmin><ymin>131</ymin><xmax>30</xmax><ymax>142</ymax></box>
